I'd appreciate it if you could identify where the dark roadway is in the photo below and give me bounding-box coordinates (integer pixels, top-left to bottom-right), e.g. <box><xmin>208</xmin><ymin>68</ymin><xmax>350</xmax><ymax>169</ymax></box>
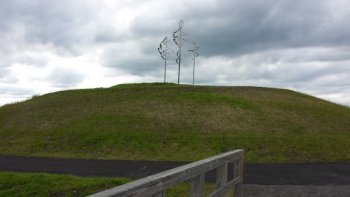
<box><xmin>0</xmin><ymin>155</ymin><xmax>349</xmax><ymax>185</ymax></box>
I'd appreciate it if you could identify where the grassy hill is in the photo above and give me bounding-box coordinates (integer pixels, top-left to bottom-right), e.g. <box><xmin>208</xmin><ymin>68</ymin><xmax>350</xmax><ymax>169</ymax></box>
<box><xmin>0</xmin><ymin>83</ymin><xmax>349</xmax><ymax>162</ymax></box>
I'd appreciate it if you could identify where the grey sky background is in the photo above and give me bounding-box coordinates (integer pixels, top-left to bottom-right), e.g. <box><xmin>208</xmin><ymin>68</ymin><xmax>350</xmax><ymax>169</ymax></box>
<box><xmin>1</xmin><ymin>0</ymin><xmax>350</xmax><ymax>106</ymax></box>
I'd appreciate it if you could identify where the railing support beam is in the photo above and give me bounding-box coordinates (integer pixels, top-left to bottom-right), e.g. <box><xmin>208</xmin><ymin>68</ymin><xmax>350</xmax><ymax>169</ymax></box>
<box><xmin>216</xmin><ymin>164</ymin><xmax>228</xmax><ymax>197</ymax></box>
<box><xmin>88</xmin><ymin>149</ymin><xmax>244</xmax><ymax>197</ymax></box>
<box><xmin>190</xmin><ymin>174</ymin><xmax>205</xmax><ymax>197</ymax></box>
<box><xmin>233</xmin><ymin>154</ymin><xmax>244</xmax><ymax>197</ymax></box>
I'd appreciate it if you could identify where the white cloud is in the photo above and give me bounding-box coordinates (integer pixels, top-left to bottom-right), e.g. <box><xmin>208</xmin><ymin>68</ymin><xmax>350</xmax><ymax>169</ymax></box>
<box><xmin>0</xmin><ymin>0</ymin><xmax>350</xmax><ymax>107</ymax></box>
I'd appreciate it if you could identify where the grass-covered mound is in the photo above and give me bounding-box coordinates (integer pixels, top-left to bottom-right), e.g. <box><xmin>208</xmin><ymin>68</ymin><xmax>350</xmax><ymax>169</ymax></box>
<box><xmin>1</xmin><ymin>83</ymin><xmax>349</xmax><ymax>162</ymax></box>
<box><xmin>0</xmin><ymin>172</ymin><xmax>219</xmax><ymax>197</ymax></box>
<box><xmin>0</xmin><ymin>172</ymin><xmax>129</xmax><ymax>197</ymax></box>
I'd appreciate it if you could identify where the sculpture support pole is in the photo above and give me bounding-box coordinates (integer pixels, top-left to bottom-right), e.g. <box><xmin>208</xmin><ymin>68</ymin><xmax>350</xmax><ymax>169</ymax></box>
<box><xmin>178</xmin><ymin>52</ymin><xmax>181</xmax><ymax>84</ymax></box>
<box><xmin>164</xmin><ymin>60</ymin><xmax>167</xmax><ymax>83</ymax></box>
<box><xmin>193</xmin><ymin>53</ymin><xmax>195</xmax><ymax>85</ymax></box>
<box><xmin>189</xmin><ymin>42</ymin><xmax>199</xmax><ymax>86</ymax></box>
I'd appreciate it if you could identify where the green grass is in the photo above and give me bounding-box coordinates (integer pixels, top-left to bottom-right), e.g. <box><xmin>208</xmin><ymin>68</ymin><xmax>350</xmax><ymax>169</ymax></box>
<box><xmin>166</xmin><ymin>181</ymin><xmax>232</xmax><ymax>197</ymax></box>
<box><xmin>0</xmin><ymin>172</ymin><xmax>227</xmax><ymax>197</ymax></box>
<box><xmin>0</xmin><ymin>83</ymin><xmax>349</xmax><ymax>162</ymax></box>
<box><xmin>0</xmin><ymin>172</ymin><xmax>130</xmax><ymax>197</ymax></box>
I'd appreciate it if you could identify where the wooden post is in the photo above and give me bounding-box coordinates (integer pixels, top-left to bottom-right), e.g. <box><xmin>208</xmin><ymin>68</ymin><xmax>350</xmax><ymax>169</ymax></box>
<box><xmin>239</xmin><ymin>155</ymin><xmax>244</xmax><ymax>197</ymax></box>
<box><xmin>233</xmin><ymin>156</ymin><xmax>243</xmax><ymax>197</ymax></box>
<box><xmin>216</xmin><ymin>164</ymin><xmax>228</xmax><ymax>197</ymax></box>
<box><xmin>190</xmin><ymin>174</ymin><xmax>205</xmax><ymax>197</ymax></box>
<box><xmin>88</xmin><ymin>149</ymin><xmax>244</xmax><ymax>197</ymax></box>
<box><xmin>152</xmin><ymin>191</ymin><xmax>166</xmax><ymax>197</ymax></box>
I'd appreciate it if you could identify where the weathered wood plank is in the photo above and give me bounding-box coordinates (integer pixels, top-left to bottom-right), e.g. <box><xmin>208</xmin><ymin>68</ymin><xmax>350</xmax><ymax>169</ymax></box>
<box><xmin>233</xmin><ymin>155</ymin><xmax>244</xmax><ymax>197</ymax></box>
<box><xmin>190</xmin><ymin>174</ymin><xmax>205</xmax><ymax>197</ymax></box>
<box><xmin>152</xmin><ymin>191</ymin><xmax>166</xmax><ymax>197</ymax></box>
<box><xmin>234</xmin><ymin>183</ymin><xmax>242</xmax><ymax>197</ymax></box>
<box><xmin>216</xmin><ymin>163</ymin><xmax>228</xmax><ymax>197</ymax></box>
<box><xmin>208</xmin><ymin>177</ymin><xmax>240</xmax><ymax>197</ymax></box>
<box><xmin>237</xmin><ymin>154</ymin><xmax>244</xmax><ymax>197</ymax></box>
<box><xmin>88</xmin><ymin>149</ymin><xmax>244</xmax><ymax>197</ymax></box>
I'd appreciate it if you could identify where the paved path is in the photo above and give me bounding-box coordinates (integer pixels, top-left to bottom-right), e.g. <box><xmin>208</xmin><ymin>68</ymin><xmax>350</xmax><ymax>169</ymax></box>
<box><xmin>1</xmin><ymin>155</ymin><xmax>349</xmax><ymax>196</ymax></box>
<box><xmin>0</xmin><ymin>155</ymin><xmax>349</xmax><ymax>185</ymax></box>
<box><xmin>243</xmin><ymin>185</ymin><xmax>350</xmax><ymax>197</ymax></box>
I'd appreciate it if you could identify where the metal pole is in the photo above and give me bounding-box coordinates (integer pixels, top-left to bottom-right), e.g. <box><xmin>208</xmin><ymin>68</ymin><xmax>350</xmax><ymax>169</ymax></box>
<box><xmin>173</xmin><ymin>20</ymin><xmax>187</xmax><ymax>85</ymax></box>
<box><xmin>189</xmin><ymin>42</ymin><xmax>199</xmax><ymax>86</ymax></box>
<box><xmin>193</xmin><ymin>52</ymin><xmax>195</xmax><ymax>85</ymax></box>
<box><xmin>164</xmin><ymin>60</ymin><xmax>166</xmax><ymax>83</ymax></box>
<box><xmin>178</xmin><ymin>52</ymin><xmax>181</xmax><ymax>84</ymax></box>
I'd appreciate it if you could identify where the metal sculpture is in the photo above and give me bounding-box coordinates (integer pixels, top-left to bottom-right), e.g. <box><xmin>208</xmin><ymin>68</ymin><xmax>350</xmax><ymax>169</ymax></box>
<box><xmin>173</xmin><ymin>19</ymin><xmax>188</xmax><ymax>84</ymax></box>
<box><xmin>188</xmin><ymin>42</ymin><xmax>199</xmax><ymax>85</ymax></box>
<box><xmin>158</xmin><ymin>36</ymin><xmax>173</xmax><ymax>83</ymax></box>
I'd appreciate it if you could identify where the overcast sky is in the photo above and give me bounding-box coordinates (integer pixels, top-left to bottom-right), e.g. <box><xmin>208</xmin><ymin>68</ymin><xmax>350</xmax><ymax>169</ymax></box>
<box><xmin>1</xmin><ymin>0</ymin><xmax>350</xmax><ymax>106</ymax></box>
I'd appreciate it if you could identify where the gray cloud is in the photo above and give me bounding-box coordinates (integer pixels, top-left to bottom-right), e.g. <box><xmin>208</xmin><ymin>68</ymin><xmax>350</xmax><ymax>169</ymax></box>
<box><xmin>0</xmin><ymin>84</ymin><xmax>33</xmax><ymax>96</ymax></box>
<box><xmin>100</xmin><ymin>44</ymin><xmax>161</xmax><ymax>76</ymax></box>
<box><xmin>0</xmin><ymin>0</ymin><xmax>350</xmax><ymax>106</ymax></box>
<box><xmin>0</xmin><ymin>0</ymin><xmax>99</xmax><ymax>56</ymax></box>
<box><xmin>181</xmin><ymin>0</ymin><xmax>350</xmax><ymax>57</ymax></box>
<box><xmin>47</xmin><ymin>68</ymin><xmax>84</xmax><ymax>88</ymax></box>
<box><xmin>17</xmin><ymin>55</ymin><xmax>48</xmax><ymax>68</ymax></box>
<box><xmin>0</xmin><ymin>41</ymin><xmax>15</xmax><ymax>82</ymax></box>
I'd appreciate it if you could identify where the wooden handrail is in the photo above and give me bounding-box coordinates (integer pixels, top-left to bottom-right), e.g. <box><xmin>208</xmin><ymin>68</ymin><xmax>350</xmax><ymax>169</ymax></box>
<box><xmin>88</xmin><ymin>149</ymin><xmax>244</xmax><ymax>197</ymax></box>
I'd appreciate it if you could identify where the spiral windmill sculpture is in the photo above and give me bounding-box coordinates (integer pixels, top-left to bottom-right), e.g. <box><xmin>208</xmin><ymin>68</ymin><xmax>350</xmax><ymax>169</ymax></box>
<box><xmin>173</xmin><ymin>19</ymin><xmax>188</xmax><ymax>84</ymax></box>
<box><xmin>158</xmin><ymin>36</ymin><xmax>173</xmax><ymax>83</ymax></box>
<box><xmin>188</xmin><ymin>42</ymin><xmax>200</xmax><ymax>85</ymax></box>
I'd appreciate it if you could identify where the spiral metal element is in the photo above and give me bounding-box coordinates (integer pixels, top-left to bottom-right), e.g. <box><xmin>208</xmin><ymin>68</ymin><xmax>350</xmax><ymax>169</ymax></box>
<box><xmin>158</xmin><ymin>36</ymin><xmax>173</xmax><ymax>60</ymax></box>
<box><xmin>189</xmin><ymin>42</ymin><xmax>199</xmax><ymax>60</ymax></box>
<box><xmin>172</xmin><ymin>19</ymin><xmax>188</xmax><ymax>84</ymax></box>
<box><xmin>158</xmin><ymin>36</ymin><xmax>173</xmax><ymax>83</ymax></box>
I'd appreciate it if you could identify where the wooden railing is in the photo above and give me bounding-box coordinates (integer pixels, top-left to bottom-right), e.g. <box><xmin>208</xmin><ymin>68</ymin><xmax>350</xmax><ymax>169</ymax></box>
<box><xmin>88</xmin><ymin>149</ymin><xmax>244</xmax><ymax>197</ymax></box>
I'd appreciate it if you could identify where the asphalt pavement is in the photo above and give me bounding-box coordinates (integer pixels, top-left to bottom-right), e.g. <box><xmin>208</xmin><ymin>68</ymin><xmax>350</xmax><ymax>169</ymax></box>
<box><xmin>1</xmin><ymin>155</ymin><xmax>349</xmax><ymax>196</ymax></box>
